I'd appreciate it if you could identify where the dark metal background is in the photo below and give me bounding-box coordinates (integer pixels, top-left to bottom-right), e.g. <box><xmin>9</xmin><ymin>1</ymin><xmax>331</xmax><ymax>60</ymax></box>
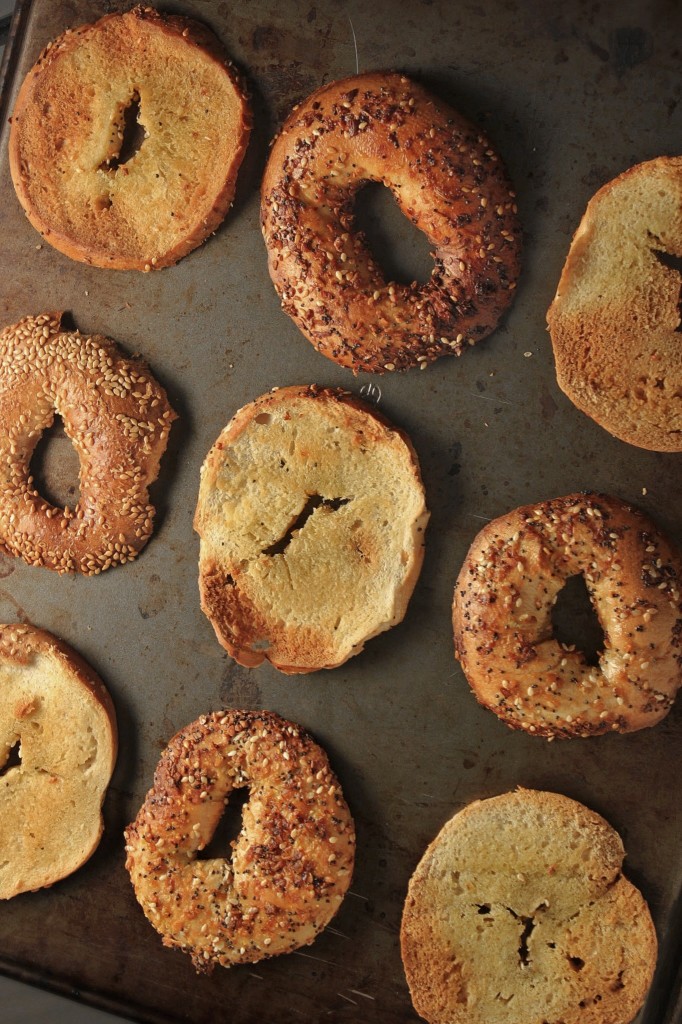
<box><xmin>0</xmin><ymin>1</ymin><xmax>681</xmax><ymax>1022</ymax></box>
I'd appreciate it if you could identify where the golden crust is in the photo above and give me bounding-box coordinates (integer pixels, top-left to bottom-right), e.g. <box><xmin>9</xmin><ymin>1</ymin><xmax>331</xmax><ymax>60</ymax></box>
<box><xmin>452</xmin><ymin>493</ymin><xmax>682</xmax><ymax>738</ymax></box>
<box><xmin>9</xmin><ymin>6</ymin><xmax>252</xmax><ymax>270</ymax></box>
<box><xmin>124</xmin><ymin>709</ymin><xmax>355</xmax><ymax>971</ymax></box>
<box><xmin>194</xmin><ymin>385</ymin><xmax>429</xmax><ymax>673</ymax></box>
<box><xmin>401</xmin><ymin>789</ymin><xmax>657</xmax><ymax>1024</ymax></box>
<box><xmin>547</xmin><ymin>156</ymin><xmax>682</xmax><ymax>451</ymax></box>
<box><xmin>0</xmin><ymin>312</ymin><xmax>176</xmax><ymax>575</ymax></box>
<box><xmin>261</xmin><ymin>71</ymin><xmax>521</xmax><ymax>373</ymax></box>
<box><xmin>0</xmin><ymin>622</ymin><xmax>117</xmax><ymax>899</ymax></box>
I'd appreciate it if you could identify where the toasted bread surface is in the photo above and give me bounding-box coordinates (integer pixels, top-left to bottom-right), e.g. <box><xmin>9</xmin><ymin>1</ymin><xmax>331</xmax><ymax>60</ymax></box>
<box><xmin>0</xmin><ymin>623</ymin><xmax>117</xmax><ymax>899</ymax></box>
<box><xmin>9</xmin><ymin>6</ymin><xmax>251</xmax><ymax>270</ymax></box>
<box><xmin>194</xmin><ymin>385</ymin><xmax>429</xmax><ymax>672</ymax></box>
<box><xmin>401</xmin><ymin>789</ymin><xmax>657</xmax><ymax>1024</ymax></box>
<box><xmin>547</xmin><ymin>156</ymin><xmax>682</xmax><ymax>451</ymax></box>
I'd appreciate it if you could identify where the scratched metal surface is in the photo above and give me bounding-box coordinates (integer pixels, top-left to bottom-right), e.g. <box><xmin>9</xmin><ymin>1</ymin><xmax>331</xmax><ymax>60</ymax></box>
<box><xmin>0</xmin><ymin>1</ymin><xmax>681</xmax><ymax>1022</ymax></box>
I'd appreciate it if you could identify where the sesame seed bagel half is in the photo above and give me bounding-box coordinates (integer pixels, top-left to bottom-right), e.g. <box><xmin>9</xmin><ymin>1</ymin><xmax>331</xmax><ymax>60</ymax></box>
<box><xmin>9</xmin><ymin>6</ymin><xmax>251</xmax><ymax>270</ymax></box>
<box><xmin>547</xmin><ymin>156</ymin><xmax>682</xmax><ymax>451</ymax></box>
<box><xmin>401</xmin><ymin>789</ymin><xmax>657</xmax><ymax>1024</ymax></box>
<box><xmin>452</xmin><ymin>493</ymin><xmax>682</xmax><ymax>738</ymax></box>
<box><xmin>261</xmin><ymin>72</ymin><xmax>521</xmax><ymax>373</ymax></box>
<box><xmin>194</xmin><ymin>385</ymin><xmax>429</xmax><ymax>673</ymax></box>
<box><xmin>125</xmin><ymin>708</ymin><xmax>354</xmax><ymax>971</ymax></box>
<box><xmin>0</xmin><ymin>623</ymin><xmax>117</xmax><ymax>899</ymax></box>
<box><xmin>0</xmin><ymin>312</ymin><xmax>176</xmax><ymax>575</ymax></box>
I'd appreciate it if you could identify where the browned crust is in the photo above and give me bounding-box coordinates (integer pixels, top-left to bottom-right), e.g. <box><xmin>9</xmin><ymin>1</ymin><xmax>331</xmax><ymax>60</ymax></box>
<box><xmin>0</xmin><ymin>622</ymin><xmax>118</xmax><ymax>897</ymax></box>
<box><xmin>0</xmin><ymin>312</ymin><xmax>177</xmax><ymax>574</ymax></box>
<box><xmin>124</xmin><ymin>708</ymin><xmax>355</xmax><ymax>971</ymax></box>
<box><xmin>0</xmin><ymin>622</ymin><xmax>118</xmax><ymax>769</ymax></box>
<box><xmin>452</xmin><ymin>493</ymin><xmax>682</xmax><ymax>738</ymax></box>
<box><xmin>261</xmin><ymin>71</ymin><xmax>521</xmax><ymax>373</ymax></box>
<box><xmin>400</xmin><ymin>789</ymin><xmax>657</xmax><ymax>1024</ymax></box>
<box><xmin>547</xmin><ymin>156</ymin><xmax>682</xmax><ymax>451</ymax></box>
<box><xmin>194</xmin><ymin>384</ymin><xmax>429</xmax><ymax>673</ymax></box>
<box><xmin>9</xmin><ymin>6</ymin><xmax>252</xmax><ymax>270</ymax></box>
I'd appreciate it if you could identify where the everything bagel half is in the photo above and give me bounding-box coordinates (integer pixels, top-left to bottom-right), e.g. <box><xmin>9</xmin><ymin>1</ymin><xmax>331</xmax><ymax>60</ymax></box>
<box><xmin>125</xmin><ymin>709</ymin><xmax>355</xmax><ymax>970</ymax></box>
<box><xmin>9</xmin><ymin>6</ymin><xmax>251</xmax><ymax>270</ymax></box>
<box><xmin>453</xmin><ymin>493</ymin><xmax>682</xmax><ymax>738</ymax></box>
<box><xmin>262</xmin><ymin>72</ymin><xmax>521</xmax><ymax>373</ymax></box>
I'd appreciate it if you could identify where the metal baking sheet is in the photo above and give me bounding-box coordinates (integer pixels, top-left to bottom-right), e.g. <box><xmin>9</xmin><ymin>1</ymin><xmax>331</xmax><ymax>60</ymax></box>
<box><xmin>0</xmin><ymin>1</ymin><xmax>681</xmax><ymax>1021</ymax></box>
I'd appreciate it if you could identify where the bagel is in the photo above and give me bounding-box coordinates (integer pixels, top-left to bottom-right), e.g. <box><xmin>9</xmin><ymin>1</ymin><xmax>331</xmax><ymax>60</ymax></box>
<box><xmin>547</xmin><ymin>156</ymin><xmax>682</xmax><ymax>451</ymax></box>
<box><xmin>0</xmin><ymin>312</ymin><xmax>176</xmax><ymax>575</ymax></box>
<box><xmin>400</xmin><ymin>788</ymin><xmax>657</xmax><ymax>1024</ymax></box>
<box><xmin>261</xmin><ymin>71</ymin><xmax>521</xmax><ymax>373</ymax></box>
<box><xmin>9</xmin><ymin>5</ymin><xmax>251</xmax><ymax>270</ymax></box>
<box><xmin>0</xmin><ymin>623</ymin><xmax>117</xmax><ymax>899</ymax></box>
<box><xmin>124</xmin><ymin>708</ymin><xmax>355</xmax><ymax>971</ymax></box>
<box><xmin>452</xmin><ymin>493</ymin><xmax>682</xmax><ymax>738</ymax></box>
<box><xmin>194</xmin><ymin>384</ymin><xmax>429</xmax><ymax>673</ymax></box>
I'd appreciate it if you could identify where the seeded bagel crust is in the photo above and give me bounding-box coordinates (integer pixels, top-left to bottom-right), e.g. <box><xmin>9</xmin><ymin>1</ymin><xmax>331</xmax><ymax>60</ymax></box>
<box><xmin>452</xmin><ymin>493</ymin><xmax>682</xmax><ymax>738</ymax></box>
<box><xmin>261</xmin><ymin>72</ymin><xmax>521</xmax><ymax>373</ymax></box>
<box><xmin>125</xmin><ymin>709</ymin><xmax>355</xmax><ymax>971</ymax></box>
<box><xmin>194</xmin><ymin>385</ymin><xmax>429</xmax><ymax>673</ymax></box>
<box><xmin>0</xmin><ymin>312</ymin><xmax>176</xmax><ymax>574</ymax></box>
<box><xmin>547</xmin><ymin>156</ymin><xmax>682</xmax><ymax>451</ymax></box>
<box><xmin>0</xmin><ymin>623</ymin><xmax>117</xmax><ymax>899</ymax></box>
<box><xmin>9</xmin><ymin>6</ymin><xmax>251</xmax><ymax>270</ymax></box>
<box><xmin>401</xmin><ymin>789</ymin><xmax>657</xmax><ymax>1024</ymax></box>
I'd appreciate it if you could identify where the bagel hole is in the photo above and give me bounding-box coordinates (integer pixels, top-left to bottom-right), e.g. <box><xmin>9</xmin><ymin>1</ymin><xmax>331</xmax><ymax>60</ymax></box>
<box><xmin>102</xmin><ymin>92</ymin><xmax>147</xmax><ymax>172</ymax></box>
<box><xmin>196</xmin><ymin>786</ymin><xmax>250</xmax><ymax>861</ymax></box>
<box><xmin>550</xmin><ymin>574</ymin><xmax>605</xmax><ymax>666</ymax></box>
<box><xmin>30</xmin><ymin>415</ymin><xmax>81</xmax><ymax>511</ymax></box>
<box><xmin>517</xmin><ymin>915</ymin><xmax>535</xmax><ymax>967</ymax></box>
<box><xmin>0</xmin><ymin>739</ymin><xmax>21</xmax><ymax>777</ymax></box>
<box><xmin>353</xmin><ymin>182</ymin><xmax>433</xmax><ymax>285</ymax></box>
<box><xmin>652</xmin><ymin>248</ymin><xmax>682</xmax><ymax>332</ymax></box>
<box><xmin>263</xmin><ymin>494</ymin><xmax>351</xmax><ymax>557</ymax></box>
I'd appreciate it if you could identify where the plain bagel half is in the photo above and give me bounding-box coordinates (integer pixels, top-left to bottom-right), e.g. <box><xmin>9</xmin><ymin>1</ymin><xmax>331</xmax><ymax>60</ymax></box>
<box><xmin>0</xmin><ymin>623</ymin><xmax>117</xmax><ymax>899</ymax></box>
<box><xmin>9</xmin><ymin>6</ymin><xmax>251</xmax><ymax>270</ymax></box>
<box><xmin>547</xmin><ymin>156</ymin><xmax>682</xmax><ymax>451</ymax></box>
<box><xmin>401</xmin><ymin>789</ymin><xmax>657</xmax><ymax>1024</ymax></box>
<box><xmin>194</xmin><ymin>385</ymin><xmax>429</xmax><ymax>673</ymax></box>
